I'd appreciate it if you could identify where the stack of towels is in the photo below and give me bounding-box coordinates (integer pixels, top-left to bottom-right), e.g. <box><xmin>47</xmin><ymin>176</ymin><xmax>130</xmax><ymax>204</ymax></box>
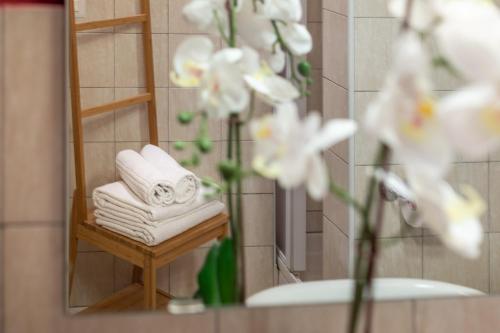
<box><xmin>92</xmin><ymin>144</ymin><xmax>225</xmax><ymax>246</ymax></box>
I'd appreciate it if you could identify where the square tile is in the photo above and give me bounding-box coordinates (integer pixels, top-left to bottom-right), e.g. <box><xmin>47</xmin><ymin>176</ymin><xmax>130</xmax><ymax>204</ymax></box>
<box><xmin>307</xmin><ymin>211</ymin><xmax>323</xmax><ymax>233</ymax></box>
<box><xmin>168</xmin><ymin>0</ymin><xmax>200</xmax><ymax>33</ymax></box>
<box><xmin>115</xmin><ymin>33</ymin><xmax>145</xmax><ymax>87</ymax></box>
<box><xmin>300</xmin><ymin>233</ymin><xmax>323</xmax><ymax>281</ymax></box>
<box><xmin>323</xmin><ymin>217</ymin><xmax>349</xmax><ymax>279</ymax></box>
<box><xmin>77</xmin><ymin>33</ymin><xmax>115</xmax><ymax>87</ymax></box>
<box><xmin>307</xmin><ymin>22</ymin><xmax>322</xmax><ymax>69</ymax></box>
<box><xmin>114</xmin><ymin>87</ymin><xmax>150</xmax><ymax>141</ymax></box>
<box><xmin>423</xmin><ymin>235</ymin><xmax>489</xmax><ymax>292</ymax></box>
<box><xmin>354</xmin><ymin>0</ymin><xmax>391</xmax><ymax>17</ymax></box>
<box><xmin>77</xmin><ymin>0</ymin><xmax>114</xmax><ymax>32</ymax></box>
<box><xmin>245</xmin><ymin>246</ymin><xmax>275</xmax><ymax>297</ymax></box>
<box><xmin>323</xmin><ymin>0</ymin><xmax>348</xmax><ymax>16</ymax></box>
<box><xmin>324</xmin><ymin>151</ymin><xmax>350</xmax><ymax>235</ymax></box>
<box><xmin>323</xmin><ymin>10</ymin><xmax>348</xmax><ymax>88</ymax></box>
<box><xmin>323</xmin><ymin>78</ymin><xmax>349</xmax><ymax>161</ymax></box>
<box><xmin>78</xmin><ymin>88</ymin><xmax>115</xmax><ymax>142</ymax></box>
<box><xmin>241</xmin><ymin>194</ymin><xmax>275</xmax><ymax>246</ymax></box>
<box><xmin>355</xmin><ymin>18</ymin><xmax>399</xmax><ymax>91</ymax></box>
<box><xmin>490</xmin><ymin>233</ymin><xmax>500</xmax><ymax>293</ymax></box>
<box><xmin>375</xmin><ymin>237</ymin><xmax>423</xmax><ymax>278</ymax></box>
<box><xmin>489</xmin><ymin>163</ymin><xmax>500</xmax><ymax>232</ymax></box>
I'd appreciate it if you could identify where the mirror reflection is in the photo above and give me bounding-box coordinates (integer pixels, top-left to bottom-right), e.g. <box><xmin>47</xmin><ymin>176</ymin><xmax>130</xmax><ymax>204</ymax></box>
<box><xmin>66</xmin><ymin>2</ymin><xmax>500</xmax><ymax>332</ymax></box>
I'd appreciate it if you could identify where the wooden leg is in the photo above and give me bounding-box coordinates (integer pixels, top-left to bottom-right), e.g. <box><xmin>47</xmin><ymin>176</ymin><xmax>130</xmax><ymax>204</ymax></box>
<box><xmin>68</xmin><ymin>195</ymin><xmax>79</xmax><ymax>297</ymax></box>
<box><xmin>143</xmin><ymin>256</ymin><xmax>156</xmax><ymax>310</ymax></box>
<box><xmin>132</xmin><ymin>266</ymin><xmax>143</xmax><ymax>284</ymax></box>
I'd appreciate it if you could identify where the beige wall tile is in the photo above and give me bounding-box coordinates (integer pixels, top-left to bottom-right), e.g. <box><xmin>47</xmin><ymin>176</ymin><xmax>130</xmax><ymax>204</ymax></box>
<box><xmin>354</xmin><ymin>0</ymin><xmax>391</xmax><ymax>17</ymax></box>
<box><xmin>308</xmin><ymin>0</ymin><xmax>323</xmax><ymax>22</ymax></box>
<box><xmin>3</xmin><ymin>7</ymin><xmax>65</xmax><ymax>223</ymax></box>
<box><xmin>115</xmin><ymin>87</ymin><xmax>150</xmax><ymax>141</ymax></box>
<box><xmin>245</xmin><ymin>246</ymin><xmax>275</xmax><ymax>297</ymax></box>
<box><xmin>168</xmin><ymin>0</ymin><xmax>199</xmax><ymax>33</ymax></box>
<box><xmin>490</xmin><ymin>233</ymin><xmax>500</xmax><ymax>293</ymax></box>
<box><xmin>323</xmin><ymin>0</ymin><xmax>348</xmax><ymax>16</ymax></box>
<box><xmin>489</xmin><ymin>163</ymin><xmax>500</xmax><ymax>232</ymax></box>
<box><xmin>241</xmin><ymin>194</ymin><xmax>275</xmax><ymax>246</ymax></box>
<box><xmin>307</xmin><ymin>211</ymin><xmax>323</xmax><ymax>233</ymax></box>
<box><xmin>308</xmin><ymin>69</ymin><xmax>323</xmax><ymax>113</ymax></box>
<box><xmin>423</xmin><ymin>236</ymin><xmax>489</xmax><ymax>292</ymax></box>
<box><xmin>156</xmin><ymin>87</ymin><xmax>170</xmax><ymax>141</ymax></box>
<box><xmin>323</xmin><ymin>78</ymin><xmax>349</xmax><ymax>160</ymax></box>
<box><xmin>168</xmin><ymin>88</ymin><xmax>222</xmax><ymax>141</ymax></box>
<box><xmin>4</xmin><ymin>226</ymin><xmax>64</xmax><ymax>333</ymax></box>
<box><xmin>77</xmin><ymin>33</ymin><xmax>115</xmax><ymax>87</ymax></box>
<box><xmin>77</xmin><ymin>0</ymin><xmax>115</xmax><ymax>32</ymax></box>
<box><xmin>323</xmin><ymin>10</ymin><xmax>348</xmax><ymax>88</ymax></box>
<box><xmin>355</xmin><ymin>18</ymin><xmax>399</xmax><ymax>91</ymax></box>
<box><xmin>375</xmin><ymin>237</ymin><xmax>423</xmax><ymax>278</ymax></box>
<box><xmin>354</xmin><ymin>92</ymin><xmax>378</xmax><ymax>165</ymax></box>
<box><xmin>152</xmin><ymin>34</ymin><xmax>169</xmax><ymax>88</ymax></box>
<box><xmin>115</xmin><ymin>0</ymin><xmax>168</xmax><ymax>34</ymax></box>
<box><xmin>70</xmin><ymin>252</ymin><xmax>115</xmax><ymax>307</ymax></box>
<box><xmin>301</xmin><ymin>233</ymin><xmax>323</xmax><ymax>281</ymax></box>
<box><xmin>324</xmin><ymin>151</ymin><xmax>350</xmax><ymax>234</ymax></box>
<box><xmin>308</xmin><ymin>22</ymin><xmax>323</xmax><ymax>69</ymax></box>
<box><xmin>79</xmin><ymin>88</ymin><xmax>115</xmax><ymax>142</ymax></box>
<box><xmin>323</xmin><ymin>217</ymin><xmax>349</xmax><ymax>279</ymax></box>
<box><xmin>115</xmin><ymin>33</ymin><xmax>145</xmax><ymax>87</ymax></box>
<box><xmin>307</xmin><ymin>194</ymin><xmax>323</xmax><ymax>211</ymax></box>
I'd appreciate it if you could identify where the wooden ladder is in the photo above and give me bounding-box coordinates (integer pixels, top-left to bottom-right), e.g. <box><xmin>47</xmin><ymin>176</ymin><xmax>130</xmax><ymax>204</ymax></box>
<box><xmin>67</xmin><ymin>0</ymin><xmax>229</xmax><ymax>312</ymax></box>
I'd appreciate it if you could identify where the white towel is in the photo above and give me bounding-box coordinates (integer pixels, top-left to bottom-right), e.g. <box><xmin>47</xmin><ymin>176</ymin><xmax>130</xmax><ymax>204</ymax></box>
<box><xmin>95</xmin><ymin>200</ymin><xmax>225</xmax><ymax>246</ymax></box>
<box><xmin>116</xmin><ymin>150</ymin><xmax>175</xmax><ymax>207</ymax></box>
<box><xmin>141</xmin><ymin>144</ymin><xmax>200</xmax><ymax>204</ymax></box>
<box><xmin>93</xmin><ymin>181</ymin><xmax>211</xmax><ymax>225</ymax></box>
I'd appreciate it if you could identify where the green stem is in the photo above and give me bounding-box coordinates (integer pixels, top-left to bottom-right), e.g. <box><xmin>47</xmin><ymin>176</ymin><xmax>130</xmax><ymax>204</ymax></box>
<box><xmin>329</xmin><ymin>180</ymin><xmax>364</xmax><ymax>214</ymax></box>
<box><xmin>348</xmin><ymin>144</ymin><xmax>389</xmax><ymax>333</ymax></box>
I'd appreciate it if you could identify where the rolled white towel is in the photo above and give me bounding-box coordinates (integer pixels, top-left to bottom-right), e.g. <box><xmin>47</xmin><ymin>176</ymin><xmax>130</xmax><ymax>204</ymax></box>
<box><xmin>141</xmin><ymin>144</ymin><xmax>200</xmax><ymax>204</ymax></box>
<box><xmin>116</xmin><ymin>150</ymin><xmax>175</xmax><ymax>207</ymax></box>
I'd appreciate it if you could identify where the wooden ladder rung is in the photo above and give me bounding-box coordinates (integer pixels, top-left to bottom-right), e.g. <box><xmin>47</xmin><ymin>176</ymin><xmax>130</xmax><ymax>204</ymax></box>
<box><xmin>75</xmin><ymin>14</ymin><xmax>147</xmax><ymax>32</ymax></box>
<box><xmin>81</xmin><ymin>93</ymin><xmax>152</xmax><ymax>118</ymax></box>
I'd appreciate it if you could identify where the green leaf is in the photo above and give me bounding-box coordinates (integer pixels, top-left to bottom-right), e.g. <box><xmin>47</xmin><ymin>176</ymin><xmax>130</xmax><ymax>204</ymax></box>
<box><xmin>217</xmin><ymin>238</ymin><xmax>238</xmax><ymax>304</ymax></box>
<box><xmin>197</xmin><ymin>244</ymin><xmax>221</xmax><ymax>306</ymax></box>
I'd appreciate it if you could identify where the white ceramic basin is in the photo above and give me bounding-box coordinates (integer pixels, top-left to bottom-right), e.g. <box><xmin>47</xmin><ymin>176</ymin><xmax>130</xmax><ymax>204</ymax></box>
<box><xmin>246</xmin><ymin>278</ymin><xmax>484</xmax><ymax>307</ymax></box>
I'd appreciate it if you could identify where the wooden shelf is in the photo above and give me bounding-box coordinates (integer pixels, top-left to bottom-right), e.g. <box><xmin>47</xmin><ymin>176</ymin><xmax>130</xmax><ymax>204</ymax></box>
<box><xmin>78</xmin><ymin>283</ymin><xmax>171</xmax><ymax>314</ymax></box>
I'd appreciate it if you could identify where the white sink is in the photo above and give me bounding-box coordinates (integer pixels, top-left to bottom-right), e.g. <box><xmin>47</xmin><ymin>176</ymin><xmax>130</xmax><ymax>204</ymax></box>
<box><xmin>246</xmin><ymin>278</ymin><xmax>484</xmax><ymax>307</ymax></box>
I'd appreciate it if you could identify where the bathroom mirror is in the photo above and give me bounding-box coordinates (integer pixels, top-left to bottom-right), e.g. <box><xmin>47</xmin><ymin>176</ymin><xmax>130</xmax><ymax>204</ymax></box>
<box><xmin>65</xmin><ymin>0</ymin><xmax>499</xmax><ymax>321</ymax></box>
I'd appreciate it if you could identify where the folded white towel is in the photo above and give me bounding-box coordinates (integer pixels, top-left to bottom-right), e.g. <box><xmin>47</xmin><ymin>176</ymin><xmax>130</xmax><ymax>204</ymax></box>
<box><xmin>95</xmin><ymin>200</ymin><xmax>225</xmax><ymax>246</ymax></box>
<box><xmin>116</xmin><ymin>150</ymin><xmax>175</xmax><ymax>207</ymax></box>
<box><xmin>141</xmin><ymin>144</ymin><xmax>200</xmax><ymax>204</ymax></box>
<box><xmin>93</xmin><ymin>181</ymin><xmax>211</xmax><ymax>225</ymax></box>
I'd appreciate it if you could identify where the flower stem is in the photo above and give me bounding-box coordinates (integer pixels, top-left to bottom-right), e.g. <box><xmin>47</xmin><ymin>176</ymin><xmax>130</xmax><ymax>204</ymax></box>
<box><xmin>348</xmin><ymin>144</ymin><xmax>390</xmax><ymax>333</ymax></box>
<box><xmin>329</xmin><ymin>180</ymin><xmax>364</xmax><ymax>214</ymax></box>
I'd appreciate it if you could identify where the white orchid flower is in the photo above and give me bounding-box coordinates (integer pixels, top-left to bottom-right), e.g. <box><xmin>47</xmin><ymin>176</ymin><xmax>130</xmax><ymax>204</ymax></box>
<box><xmin>408</xmin><ymin>171</ymin><xmax>485</xmax><ymax>259</ymax></box>
<box><xmin>170</xmin><ymin>36</ymin><xmax>213</xmax><ymax>87</ymax></box>
<box><xmin>183</xmin><ymin>0</ymin><xmax>243</xmax><ymax>34</ymax></box>
<box><xmin>250</xmin><ymin>102</ymin><xmax>357</xmax><ymax>199</ymax></box>
<box><xmin>240</xmin><ymin>47</ymin><xmax>300</xmax><ymax>104</ymax></box>
<box><xmin>364</xmin><ymin>32</ymin><xmax>452</xmax><ymax>178</ymax></box>
<box><xmin>199</xmin><ymin>48</ymin><xmax>250</xmax><ymax>118</ymax></box>
<box><xmin>388</xmin><ymin>0</ymin><xmax>440</xmax><ymax>31</ymax></box>
<box><xmin>435</xmin><ymin>0</ymin><xmax>500</xmax><ymax>83</ymax></box>
<box><xmin>439</xmin><ymin>85</ymin><xmax>500</xmax><ymax>159</ymax></box>
<box><xmin>171</xmin><ymin>36</ymin><xmax>249</xmax><ymax>118</ymax></box>
<box><xmin>261</xmin><ymin>0</ymin><xmax>302</xmax><ymax>22</ymax></box>
<box><xmin>236</xmin><ymin>1</ymin><xmax>287</xmax><ymax>72</ymax></box>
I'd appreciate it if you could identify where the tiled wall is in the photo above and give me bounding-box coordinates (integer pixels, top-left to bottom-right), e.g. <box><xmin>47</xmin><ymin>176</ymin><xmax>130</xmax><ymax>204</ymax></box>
<box><xmin>322</xmin><ymin>0</ymin><xmax>351</xmax><ymax>280</ymax></box>
<box><xmin>300</xmin><ymin>0</ymin><xmax>324</xmax><ymax>282</ymax></box>
<box><xmin>3</xmin><ymin>2</ymin><xmax>500</xmax><ymax>333</ymax></box>
<box><xmin>69</xmin><ymin>0</ymin><xmax>275</xmax><ymax>308</ymax></box>
<box><xmin>352</xmin><ymin>0</ymin><xmax>496</xmax><ymax>293</ymax></box>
